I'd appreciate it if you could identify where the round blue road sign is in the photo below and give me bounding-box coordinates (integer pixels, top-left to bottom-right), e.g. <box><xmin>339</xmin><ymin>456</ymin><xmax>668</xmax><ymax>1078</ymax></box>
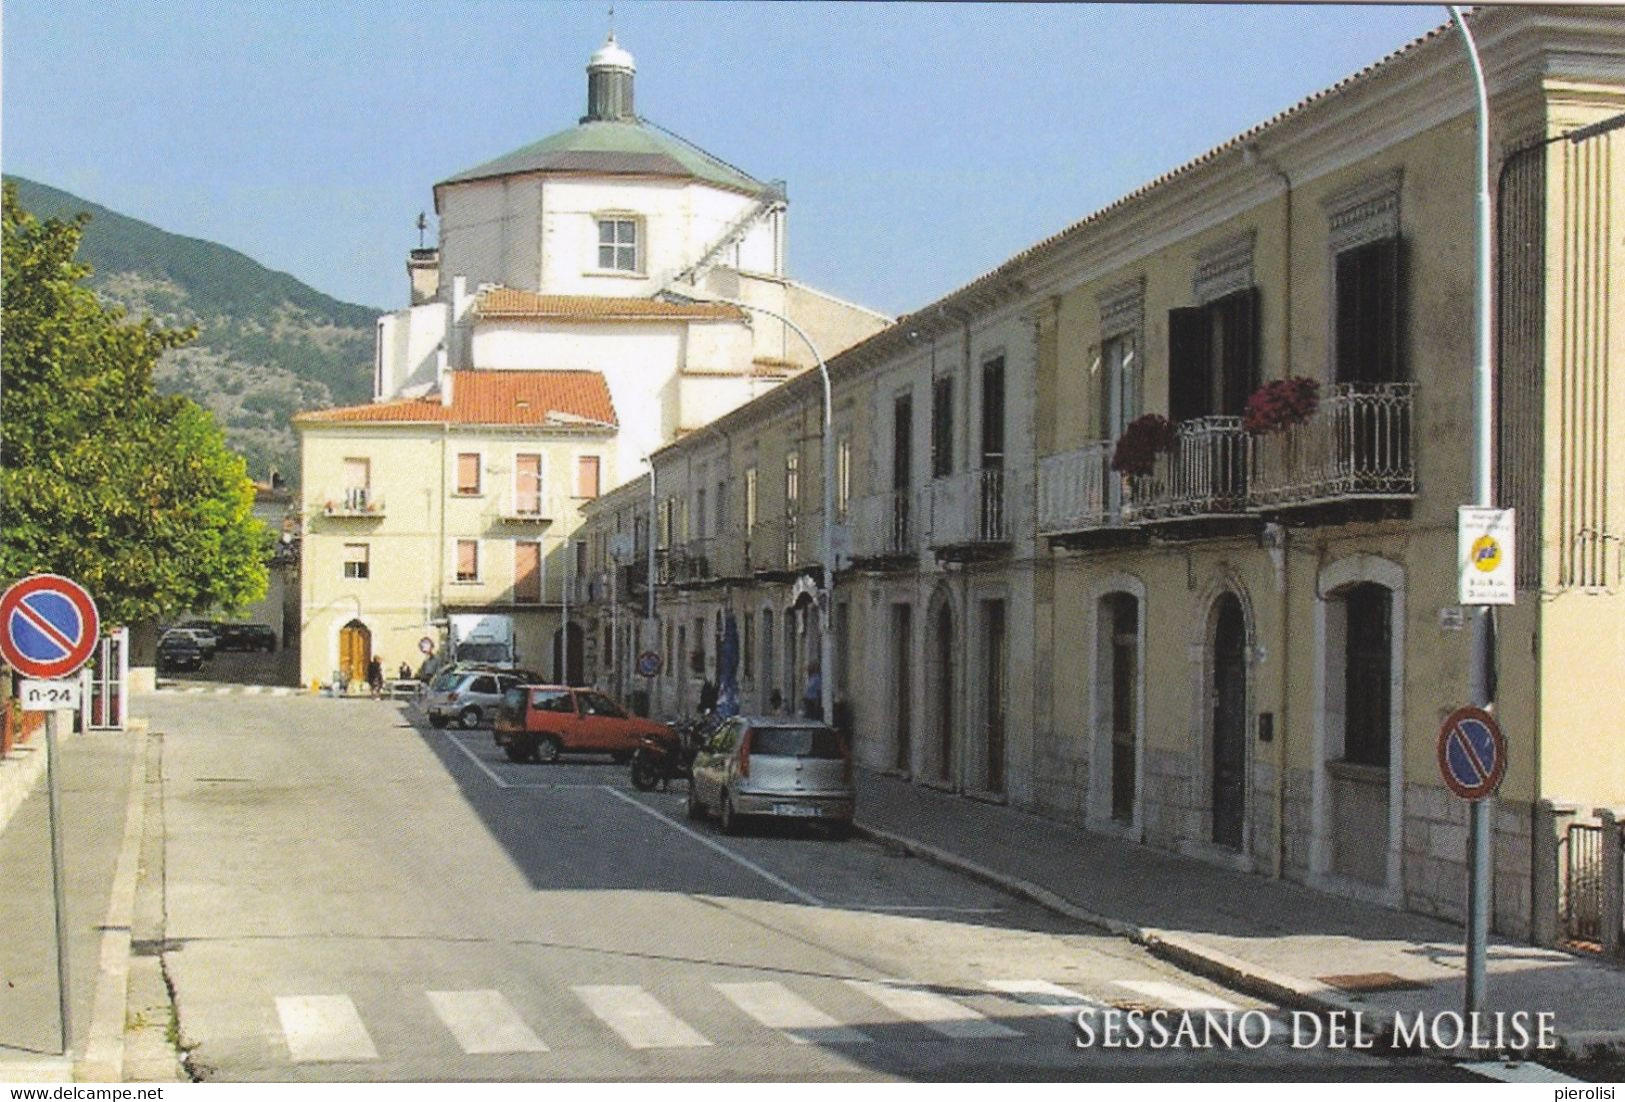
<box><xmin>0</xmin><ymin>574</ymin><xmax>100</xmax><ymax>680</ymax></box>
<box><xmin>1437</xmin><ymin>706</ymin><xmax>1506</xmax><ymax>801</ymax></box>
<box><xmin>637</xmin><ymin>650</ymin><xmax>660</xmax><ymax>678</ymax></box>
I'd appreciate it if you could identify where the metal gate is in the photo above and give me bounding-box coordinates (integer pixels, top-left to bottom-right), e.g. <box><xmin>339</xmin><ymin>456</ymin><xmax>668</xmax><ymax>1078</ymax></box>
<box><xmin>80</xmin><ymin>626</ymin><xmax>128</xmax><ymax>731</ymax></box>
<box><xmin>1564</xmin><ymin>822</ymin><xmax>1604</xmax><ymax>943</ymax></box>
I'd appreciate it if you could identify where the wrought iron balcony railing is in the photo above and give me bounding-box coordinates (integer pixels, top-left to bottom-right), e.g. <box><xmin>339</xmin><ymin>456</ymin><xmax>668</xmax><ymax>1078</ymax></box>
<box><xmin>1248</xmin><ymin>383</ymin><xmax>1416</xmax><ymax>509</ymax></box>
<box><xmin>1122</xmin><ymin>416</ymin><xmax>1248</xmax><ymax>523</ymax></box>
<box><xmin>926</xmin><ymin>468</ymin><xmax>1010</xmax><ymax>549</ymax></box>
<box><xmin>1037</xmin><ymin>443</ymin><xmax>1120</xmax><ymax>534</ymax></box>
<box><xmin>323</xmin><ymin>487</ymin><xmax>384</xmax><ymax>517</ymax></box>
<box><xmin>851</xmin><ymin>489</ymin><xmax>918</xmax><ymax>560</ymax></box>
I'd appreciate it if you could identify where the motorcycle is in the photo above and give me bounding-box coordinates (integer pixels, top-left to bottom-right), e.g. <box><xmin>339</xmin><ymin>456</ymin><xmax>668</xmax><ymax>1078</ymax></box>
<box><xmin>629</xmin><ymin>710</ymin><xmax>718</xmax><ymax>791</ymax></box>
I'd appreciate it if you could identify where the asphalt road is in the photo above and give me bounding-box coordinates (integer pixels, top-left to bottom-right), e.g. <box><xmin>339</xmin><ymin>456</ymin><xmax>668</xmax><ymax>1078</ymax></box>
<box><xmin>138</xmin><ymin>691</ymin><xmax>1481</xmax><ymax>1083</ymax></box>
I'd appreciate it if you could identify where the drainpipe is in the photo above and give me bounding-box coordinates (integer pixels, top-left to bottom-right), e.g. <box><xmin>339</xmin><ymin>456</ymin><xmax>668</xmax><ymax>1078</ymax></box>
<box><xmin>1245</xmin><ymin>142</ymin><xmax>1296</xmax><ymax>881</ymax></box>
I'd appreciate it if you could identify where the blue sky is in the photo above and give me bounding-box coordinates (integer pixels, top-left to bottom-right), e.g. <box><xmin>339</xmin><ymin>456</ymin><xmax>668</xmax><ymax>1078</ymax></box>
<box><xmin>3</xmin><ymin>2</ymin><xmax>1443</xmax><ymax>318</ymax></box>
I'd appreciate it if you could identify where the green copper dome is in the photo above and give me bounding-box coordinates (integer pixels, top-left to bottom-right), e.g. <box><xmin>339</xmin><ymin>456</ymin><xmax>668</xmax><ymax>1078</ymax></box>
<box><xmin>437</xmin><ymin>118</ymin><xmax>770</xmax><ymax>197</ymax></box>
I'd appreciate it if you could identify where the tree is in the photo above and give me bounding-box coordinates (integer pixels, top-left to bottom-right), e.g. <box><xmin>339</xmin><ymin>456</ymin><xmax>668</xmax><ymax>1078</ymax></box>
<box><xmin>1</xmin><ymin>181</ymin><xmax>268</xmax><ymax>636</ymax></box>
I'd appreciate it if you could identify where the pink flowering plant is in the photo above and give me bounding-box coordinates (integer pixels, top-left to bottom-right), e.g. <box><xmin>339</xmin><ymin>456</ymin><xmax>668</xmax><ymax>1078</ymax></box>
<box><xmin>1110</xmin><ymin>413</ymin><xmax>1177</xmax><ymax>477</ymax></box>
<box><xmin>1243</xmin><ymin>376</ymin><xmax>1320</xmax><ymax>435</ymax></box>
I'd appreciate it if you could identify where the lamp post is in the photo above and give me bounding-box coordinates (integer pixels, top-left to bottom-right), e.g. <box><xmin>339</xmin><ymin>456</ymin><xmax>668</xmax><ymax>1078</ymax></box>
<box><xmin>705</xmin><ymin>298</ymin><xmax>836</xmax><ymax>725</ymax></box>
<box><xmin>1450</xmin><ymin>5</ymin><xmax>1494</xmax><ymax>1016</ymax></box>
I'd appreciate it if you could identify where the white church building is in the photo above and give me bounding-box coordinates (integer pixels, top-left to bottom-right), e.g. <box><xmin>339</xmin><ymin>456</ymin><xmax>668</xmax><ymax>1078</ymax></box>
<box><xmin>296</xmin><ymin>33</ymin><xmax>889</xmax><ymax>687</ymax></box>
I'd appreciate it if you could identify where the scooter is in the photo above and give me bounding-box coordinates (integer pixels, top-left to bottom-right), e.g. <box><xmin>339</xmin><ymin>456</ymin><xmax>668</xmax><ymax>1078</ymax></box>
<box><xmin>629</xmin><ymin>711</ymin><xmax>717</xmax><ymax>791</ymax></box>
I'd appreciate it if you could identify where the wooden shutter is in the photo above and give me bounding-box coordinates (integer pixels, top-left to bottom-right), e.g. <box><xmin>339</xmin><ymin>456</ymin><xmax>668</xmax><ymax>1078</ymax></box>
<box><xmin>456</xmin><ymin>539</ymin><xmax>479</xmax><ymax>581</ymax></box>
<box><xmin>893</xmin><ymin>396</ymin><xmax>912</xmax><ymax>490</ymax></box>
<box><xmin>1218</xmin><ymin>287</ymin><xmax>1262</xmax><ymax>416</ymax></box>
<box><xmin>457</xmin><ymin>452</ymin><xmax>480</xmax><ymax>494</ymax></box>
<box><xmin>514</xmin><ymin>542</ymin><xmax>541</xmax><ymax>603</ymax></box>
<box><xmin>1168</xmin><ymin>307</ymin><xmax>1211</xmax><ymax>423</ymax></box>
<box><xmin>931</xmin><ymin>377</ymin><xmax>954</xmax><ymax>478</ymax></box>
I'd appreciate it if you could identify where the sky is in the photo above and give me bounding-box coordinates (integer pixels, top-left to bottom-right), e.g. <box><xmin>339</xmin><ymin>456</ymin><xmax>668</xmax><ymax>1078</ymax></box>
<box><xmin>2</xmin><ymin>2</ymin><xmax>1447</xmax><ymax>319</ymax></box>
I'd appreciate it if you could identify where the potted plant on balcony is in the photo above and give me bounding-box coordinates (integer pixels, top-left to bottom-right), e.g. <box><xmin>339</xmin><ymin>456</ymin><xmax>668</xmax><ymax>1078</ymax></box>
<box><xmin>1110</xmin><ymin>413</ymin><xmax>1176</xmax><ymax>477</ymax></box>
<box><xmin>1243</xmin><ymin>376</ymin><xmax>1320</xmax><ymax>434</ymax></box>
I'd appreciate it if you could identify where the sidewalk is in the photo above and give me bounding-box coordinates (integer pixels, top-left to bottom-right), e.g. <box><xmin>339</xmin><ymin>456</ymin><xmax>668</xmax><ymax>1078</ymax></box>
<box><xmin>852</xmin><ymin>769</ymin><xmax>1625</xmax><ymax>1060</ymax></box>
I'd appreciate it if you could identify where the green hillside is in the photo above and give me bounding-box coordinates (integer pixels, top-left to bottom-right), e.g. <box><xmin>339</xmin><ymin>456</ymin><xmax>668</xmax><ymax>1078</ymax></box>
<box><xmin>5</xmin><ymin>175</ymin><xmax>380</xmax><ymax>484</ymax></box>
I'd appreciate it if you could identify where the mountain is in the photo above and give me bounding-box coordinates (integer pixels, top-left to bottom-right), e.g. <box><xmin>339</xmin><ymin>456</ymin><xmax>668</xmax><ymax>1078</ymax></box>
<box><xmin>5</xmin><ymin>176</ymin><xmax>380</xmax><ymax>486</ymax></box>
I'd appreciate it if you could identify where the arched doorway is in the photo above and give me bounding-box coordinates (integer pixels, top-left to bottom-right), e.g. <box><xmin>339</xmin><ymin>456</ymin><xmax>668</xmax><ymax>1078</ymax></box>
<box><xmin>339</xmin><ymin>619</ymin><xmax>371</xmax><ymax>685</ymax></box>
<box><xmin>1211</xmin><ymin>593</ymin><xmax>1248</xmax><ymax>850</ymax></box>
<box><xmin>553</xmin><ymin>623</ymin><xmax>584</xmax><ymax>685</ymax></box>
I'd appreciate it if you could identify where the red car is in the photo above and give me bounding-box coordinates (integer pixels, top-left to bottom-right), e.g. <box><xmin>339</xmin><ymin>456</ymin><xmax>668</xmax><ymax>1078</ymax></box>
<box><xmin>493</xmin><ymin>685</ymin><xmax>670</xmax><ymax>764</ymax></box>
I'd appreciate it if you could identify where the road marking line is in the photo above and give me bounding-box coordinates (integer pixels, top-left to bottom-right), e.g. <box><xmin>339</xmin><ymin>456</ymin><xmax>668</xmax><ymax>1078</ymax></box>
<box><xmin>845</xmin><ymin>980</ymin><xmax>1022</xmax><ymax>1040</ymax></box>
<box><xmin>573</xmin><ymin>985</ymin><xmax>711</xmax><ymax>1049</ymax></box>
<box><xmin>426</xmin><ymin>989</ymin><xmax>548</xmax><ymax>1054</ymax></box>
<box><xmin>714</xmin><ymin>981</ymin><xmax>872</xmax><ymax>1045</ymax></box>
<box><xmin>1458</xmin><ymin>1061</ymin><xmax>1581</xmax><ymax>1084</ymax></box>
<box><xmin>275</xmin><ymin>995</ymin><xmax>379</xmax><ymax>1062</ymax></box>
<box><xmin>603</xmin><ymin>786</ymin><xmax>826</xmax><ymax>907</ymax></box>
<box><xmin>842</xmin><ymin>904</ymin><xmax>1005</xmax><ymax>914</ymax></box>
<box><xmin>1112</xmin><ymin>979</ymin><xmax>1240</xmax><ymax>1012</ymax></box>
<box><xmin>443</xmin><ymin>731</ymin><xmax>511</xmax><ymax>788</ymax></box>
<box><xmin>986</xmin><ymin>978</ymin><xmax>1109</xmax><ymax>1016</ymax></box>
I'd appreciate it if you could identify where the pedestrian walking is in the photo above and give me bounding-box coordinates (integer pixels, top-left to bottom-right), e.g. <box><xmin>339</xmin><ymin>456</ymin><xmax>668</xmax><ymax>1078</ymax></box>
<box><xmin>769</xmin><ymin>688</ymin><xmax>784</xmax><ymax>715</ymax></box>
<box><xmin>698</xmin><ymin>677</ymin><xmax>718</xmax><ymax>715</ymax></box>
<box><xmin>367</xmin><ymin>656</ymin><xmax>384</xmax><ymax>700</ymax></box>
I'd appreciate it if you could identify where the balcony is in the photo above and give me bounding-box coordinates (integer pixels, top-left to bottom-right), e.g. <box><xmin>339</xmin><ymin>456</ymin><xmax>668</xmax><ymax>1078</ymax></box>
<box><xmin>849</xmin><ymin>489</ymin><xmax>918</xmax><ymax>569</ymax></box>
<box><xmin>747</xmin><ymin>514</ymin><xmax>821</xmax><ymax>580</ymax></box>
<box><xmin>1248</xmin><ymin>382</ymin><xmax>1416</xmax><ymax>520</ymax></box>
<box><xmin>1121</xmin><ymin>416</ymin><xmax>1254</xmax><ymax>536</ymax></box>
<box><xmin>926</xmin><ymin>468</ymin><xmax>1012</xmax><ymax>562</ymax></box>
<box><xmin>323</xmin><ymin>487</ymin><xmax>384</xmax><ymax>517</ymax></box>
<box><xmin>499</xmin><ymin>494</ymin><xmax>558</xmax><ymax>523</ymax></box>
<box><xmin>1037</xmin><ymin>443</ymin><xmax>1144</xmax><ymax>549</ymax></box>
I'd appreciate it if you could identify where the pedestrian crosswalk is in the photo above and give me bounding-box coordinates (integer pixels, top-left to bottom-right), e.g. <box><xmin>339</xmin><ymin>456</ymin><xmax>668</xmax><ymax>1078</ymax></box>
<box><xmin>267</xmin><ymin>975</ymin><xmax>1265</xmax><ymax>1063</ymax></box>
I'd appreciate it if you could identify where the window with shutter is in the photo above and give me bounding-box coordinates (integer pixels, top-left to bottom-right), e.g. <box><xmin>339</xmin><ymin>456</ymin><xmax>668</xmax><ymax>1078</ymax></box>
<box><xmin>456</xmin><ymin>453</ymin><xmax>481</xmax><ymax>495</ymax></box>
<box><xmin>981</xmin><ymin>356</ymin><xmax>1005</xmax><ymax>470</ymax></box>
<box><xmin>456</xmin><ymin>539</ymin><xmax>479</xmax><ymax>582</ymax></box>
<box><xmin>515</xmin><ymin>453</ymin><xmax>542</xmax><ymax>514</ymax></box>
<box><xmin>893</xmin><ymin>395</ymin><xmax>913</xmax><ymax>490</ymax></box>
<box><xmin>1342</xmin><ymin>583</ymin><xmax>1392</xmax><ymax>767</ymax></box>
<box><xmin>513</xmin><ymin>542</ymin><xmax>541</xmax><ymax>602</ymax></box>
<box><xmin>1168</xmin><ymin>308</ymin><xmax>1210</xmax><ymax>424</ymax></box>
<box><xmin>1335</xmin><ymin>238</ymin><xmax>1404</xmax><ymax>384</ymax></box>
<box><xmin>576</xmin><ymin>456</ymin><xmax>601</xmax><ymax>499</ymax></box>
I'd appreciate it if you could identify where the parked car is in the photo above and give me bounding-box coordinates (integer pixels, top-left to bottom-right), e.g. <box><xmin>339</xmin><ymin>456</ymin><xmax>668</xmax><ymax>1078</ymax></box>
<box><xmin>218</xmin><ymin>623</ymin><xmax>278</xmax><ymax>652</ymax></box>
<box><xmin>493</xmin><ymin>686</ymin><xmax>669</xmax><ymax>764</ymax></box>
<box><xmin>161</xmin><ymin>627</ymin><xmax>215</xmax><ymax>661</ymax></box>
<box><xmin>177</xmin><ymin>621</ymin><xmax>219</xmax><ymax>659</ymax></box>
<box><xmin>157</xmin><ymin>631</ymin><xmax>205</xmax><ymax>673</ymax></box>
<box><xmin>687</xmin><ymin>716</ymin><xmax>853</xmax><ymax>838</ymax></box>
<box><xmin>425</xmin><ymin>668</ymin><xmax>527</xmax><ymax>729</ymax></box>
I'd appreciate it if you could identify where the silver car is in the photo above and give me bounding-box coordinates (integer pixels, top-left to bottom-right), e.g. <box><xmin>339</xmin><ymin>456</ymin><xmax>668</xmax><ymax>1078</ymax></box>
<box><xmin>425</xmin><ymin>668</ymin><xmax>523</xmax><ymax>729</ymax></box>
<box><xmin>686</xmin><ymin>716</ymin><xmax>854</xmax><ymax>838</ymax></box>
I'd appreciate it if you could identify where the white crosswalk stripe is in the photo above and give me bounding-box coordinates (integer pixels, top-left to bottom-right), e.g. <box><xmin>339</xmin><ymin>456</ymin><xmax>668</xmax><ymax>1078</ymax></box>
<box><xmin>275</xmin><ymin>995</ymin><xmax>379</xmax><ymax>1063</ymax></box>
<box><xmin>714</xmin><ymin>981</ymin><xmax>871</xmax><ymax>1045</ymax></box>
<box><xmin>986</xmin><ymin>978</ymin><xmax>1110</xmax><ymax>1016</ymax></box>
<box><xmin>846</xmin><ymin>979</ymin><xmax>1022</xmax><ymax>1040</ymax></box>
<box><xmin>1112</xmin><ymin>979</ymin><xmax>1240</xmax><ymax>1012</ymax></box>
<box><xmin>427</xmin><ymin>989</ymin><xmax>549</xmax><ymax>1054</ymax></box>
<box><xmin>573</xmin><ymin>984</ymin><xmax>712</xmax><ymax>1049</ymax></box>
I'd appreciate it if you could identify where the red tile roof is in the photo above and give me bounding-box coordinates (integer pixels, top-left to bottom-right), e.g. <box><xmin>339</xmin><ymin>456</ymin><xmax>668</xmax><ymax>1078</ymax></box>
<box><xmin>294</xmin><ymin>371</ymin><xmax>617</xmax><ymax>428</ymax></box>
<box><xmin>477</xmin><ymin>288</ymin><xmax>744</xmax><ymax>322</ymax></box>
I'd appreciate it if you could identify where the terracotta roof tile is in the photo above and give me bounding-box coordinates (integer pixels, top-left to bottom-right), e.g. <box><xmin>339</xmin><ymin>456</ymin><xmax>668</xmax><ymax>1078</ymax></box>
<box><xmin>295</xmin><ymin>371</ymin><xmax>617</xmax><ymax>428</ymax></box>
<box><xmin>477</xmin><ymin>288</ymin><xmax>744</xmax><ymax>321</ymax></box>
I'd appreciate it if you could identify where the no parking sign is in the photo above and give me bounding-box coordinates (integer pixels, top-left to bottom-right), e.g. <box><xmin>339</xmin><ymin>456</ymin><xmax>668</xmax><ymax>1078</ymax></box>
<box><xmin>0</xmin><ymin>574</ymin><xmax>100</xmax><ymax>680</ymax></box>
<box><xmin>1437</xmin><ymin>706</ymin><xmax>1506</xmax><ymax>801</ymax></box>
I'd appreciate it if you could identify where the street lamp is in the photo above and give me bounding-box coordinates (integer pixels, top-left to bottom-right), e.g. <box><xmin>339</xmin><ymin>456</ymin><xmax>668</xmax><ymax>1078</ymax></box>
<box><xmin>699</xmin><ymin>297</ymin><xmax>836</xmax><ymax>725</ymax></box>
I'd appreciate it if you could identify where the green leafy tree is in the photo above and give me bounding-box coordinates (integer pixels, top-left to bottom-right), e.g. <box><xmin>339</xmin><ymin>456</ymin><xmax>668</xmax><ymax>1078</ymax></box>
<box><xmin>1</xmin><ymin>181</ymin><xmax>268</xmax><ymax>637</ymax></box>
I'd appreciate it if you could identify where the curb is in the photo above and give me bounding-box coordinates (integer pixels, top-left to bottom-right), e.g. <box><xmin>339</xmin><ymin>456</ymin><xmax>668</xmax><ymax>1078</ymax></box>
<box><xmin>0</xmin><ymin>742</ymin><xmax>49</xmax><ymax>837</ymax></box>
<box><xmin>852</xmin><ymin>820</ymin><xmax>1625</xmax><ymax>1063</ymax></box>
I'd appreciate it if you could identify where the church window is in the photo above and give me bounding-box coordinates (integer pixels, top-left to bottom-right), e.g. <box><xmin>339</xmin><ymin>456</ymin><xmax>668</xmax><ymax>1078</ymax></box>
<box><xmin>598</xmin><ymin>218</ymin><xmax>639</xmax><ymax>272</ymax></box>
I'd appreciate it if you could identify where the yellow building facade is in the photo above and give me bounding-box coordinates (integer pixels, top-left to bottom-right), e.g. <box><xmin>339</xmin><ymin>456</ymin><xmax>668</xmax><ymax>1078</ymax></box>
<box><xmin>573</xmin><ymin>7</ymin><xmax>1625</xmax><ymax>940</ymax></box>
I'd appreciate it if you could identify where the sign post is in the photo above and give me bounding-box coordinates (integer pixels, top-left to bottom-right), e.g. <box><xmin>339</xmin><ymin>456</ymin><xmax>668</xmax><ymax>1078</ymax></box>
<box><xmin>0</xmin><ymin>574</ymin><xmax>101</xmax><ymax>1057</ymax></box>
<box><xmin>1438</xmin><ymin>704</ymin><xmax>1506</xmax><ymax>1019</ymax></box>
